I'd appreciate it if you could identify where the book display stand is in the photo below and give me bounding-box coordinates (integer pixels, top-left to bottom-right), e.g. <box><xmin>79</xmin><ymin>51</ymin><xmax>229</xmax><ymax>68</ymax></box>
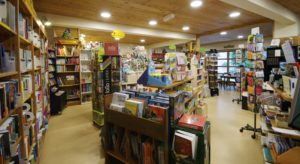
<box><xmin>103</xmin><ymin>51</ymin><xmax>210</xmax><ymax>164</ymax></box>
<box><xmin>239</xmin><ymin>32</ymin><xmax>264</xmax><ymax>139</ymax></box>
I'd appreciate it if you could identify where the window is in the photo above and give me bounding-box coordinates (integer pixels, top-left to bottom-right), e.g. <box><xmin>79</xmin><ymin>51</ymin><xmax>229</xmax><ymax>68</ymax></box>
<box><xmin>215</xmin><ymin>50</ymin><xmax>246</xmax><ymax>76</ymax></box>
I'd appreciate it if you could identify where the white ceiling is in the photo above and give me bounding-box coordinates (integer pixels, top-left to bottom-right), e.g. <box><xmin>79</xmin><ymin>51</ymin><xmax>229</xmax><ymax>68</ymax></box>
<box><xmin>200</xmin><ymin>22</ymin><xmax>273</xmax><ymax>45</ymax></box>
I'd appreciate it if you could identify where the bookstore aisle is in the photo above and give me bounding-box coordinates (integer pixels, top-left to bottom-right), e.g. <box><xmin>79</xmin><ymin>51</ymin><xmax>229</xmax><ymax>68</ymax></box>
<box><xmin>39</xmin><ymin>91</ymin><xmax>263</xmax><ymax>164</ymax></box>
<box><xmin>39</xmin><ymin>103</ymin><xmax>105</xmax><ymax>164</ymax></box>
<box><xmin>207</xmin><ymin>90</ymin><xmax>263</xmax><ymax>164</ymax></box>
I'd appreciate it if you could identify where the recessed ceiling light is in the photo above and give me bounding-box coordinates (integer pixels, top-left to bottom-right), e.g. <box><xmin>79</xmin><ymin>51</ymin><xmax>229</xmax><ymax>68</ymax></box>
<box><xmin>229</xmin><ymin>12</ymin><xmax>240</xmax><ymax>18</ymax></box>
<box><xmin>115</xmin><ymin>38</ymin><xmax>120</xmax><ymax>41</ymax></box>
<box><xmin>182</xmin><ymin>26</ymin><xmax>190</xmax><ymax>31</ymax></box>
<box><xmin>190</xmin><ymin>0</ymin><xmax>203</xmax><ymax>8</ymax></box>
<box><xmin>44</xmin><ymin>21</ymin><xmax>52</xmax><ymax>26</ymax></box>
<box><xmin>140</xmin><ymin>39</ymin><xmax>145</xmax><ymax>43</ymax></box>
<box><xmin>149</xmin><ymin>20</ymin><xmax>157</xmax><ymax>26</ymax></box>
<box><xmin>220</xmin><ymin>31</ymin><xmax>227</xmax><ymax>35</ymax></box>
<box><xmin>237</xmin><ymin>35</ymin><xmax>244</xmax><ymax>39</ymax></box>
<box><xmin>101</xmin><ymin>11</ymin><xmax>111</xmax><ymax>18</ymax></box>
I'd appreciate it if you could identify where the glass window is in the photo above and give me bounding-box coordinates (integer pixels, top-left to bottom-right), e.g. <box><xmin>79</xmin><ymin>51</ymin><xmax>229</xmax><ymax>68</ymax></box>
<box><xmin>218</xmin><ymin>60</ymin><xmax>227</xmax><ymax>66</ymax></box>
<box><xmin>229</xmin><ymin>51</ymin><xmax>236</xmax><ymax>58</ymax></box>
<box><xmin>229</xmin><ymin>67</ymin><xmax>238</xmax><ymax>74</ymax></box>
<box><xmin>218</xmin><ymin>67</ymin><xmax>227</xmax><ymax>74</ymax></box>
<box><xmin>217</xmin><ymin>52</ymin><xmax>227</xmax><ymax>59</ymax></box>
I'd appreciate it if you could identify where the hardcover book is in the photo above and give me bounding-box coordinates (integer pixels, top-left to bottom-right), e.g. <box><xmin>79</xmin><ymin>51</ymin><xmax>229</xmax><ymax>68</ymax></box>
<box><xmin>178</xmin><ymin>114</ymin><xmax>206</xmax><ymax>130</ymax></box>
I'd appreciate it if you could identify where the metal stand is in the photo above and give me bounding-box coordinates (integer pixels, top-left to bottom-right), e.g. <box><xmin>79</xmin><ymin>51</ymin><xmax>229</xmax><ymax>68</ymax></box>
<box><xmin>239</xmin><ymin>111</ymin><xmax>262</xmax><ymax>139</ymax></box>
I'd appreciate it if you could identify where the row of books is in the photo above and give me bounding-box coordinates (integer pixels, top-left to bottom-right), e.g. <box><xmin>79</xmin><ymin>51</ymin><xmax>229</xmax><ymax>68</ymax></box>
<box><xmin>57</xmin><ymin>76</ymin><xmax>79</xmax><ymax>86</ymax></box>
<box><xmin>110</xmin><ymin>91</ymin><xmax>168</xmax><ymax>124</ymax></box>
<box><xmin>34</xmin><ymin>73</ymin><xmax>41</xmax><ymax>90</ymax></box>
<box><xmin>81</xmin><ymin>74</ymin><xmax>92</xmax><ymax>84</ymax></box>
<box><xmin>0</xmin><ymin>45</ymin><xmax>16</xmax><ymax>73</ymax></box>
<box><xmin>57</xmin><ymin>46</ymin><xmax>80</xmax><ymax>57</ymax></box>
<box><xmin>0</xmin><ymin>80</ymin><xmax>19</xmax><ymax>119</ymax></box>
<box><xmin>81</xmin><ymin>65</ymin><xmax>91</xmax><ymax>72</ymax></box>
<box><xmin>0</xmin><ymin>0</ymin><xmax>16</xmax><ymax>31</ymax></box>
<box><xmin>0</xmin><ymin>115</ymin><xmax>21</xmax><ymax>163</ymax></box>
<box><xmin>81</xmin><ymin>83</ymin><xmax>92</xmax><ymax>93</ymax></box>
<box><xmin>56</xmin><ymin>65</ymin><xmax>79</xmax><ymax>72</ymax></box>
<box><xmin>66</xmin><ymin>89</ymin><xmax>80</xmax><ymax>100</ymax></box>
<box><xmin>56</xmin><ymin>58</ymin><xmax>79</xmax><ymax>65</ymax></box>
<box><xmin>20</xmin><ymin>49</ymin><xmax>32</xmax><ymax>72</ymax></box>
<box><xmin>21</xmin><ymin>75</ymin><xmax>32</xmax><ymax>94</ymax></box>
<box><xmin>107</xmin><ymin>125</ymin><xmax>165</xmax><ymax>164</ymax></box>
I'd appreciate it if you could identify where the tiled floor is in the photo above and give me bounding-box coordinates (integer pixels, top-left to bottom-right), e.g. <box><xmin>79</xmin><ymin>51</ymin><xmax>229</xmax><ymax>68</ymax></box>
<box><xmin>39</xmin><ymin>90</ymin><xmax>264</xmax><ymax>164</ymax></box>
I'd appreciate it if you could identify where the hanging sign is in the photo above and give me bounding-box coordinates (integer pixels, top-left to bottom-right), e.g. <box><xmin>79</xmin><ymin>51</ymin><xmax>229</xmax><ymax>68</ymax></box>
<box><xmin>111</xmin><ymin>30</ymin><xmax>125</xmax><ymax>40</ymax></box>
<box><xmin>169</xmin><ymin>44</ymin><xmax>176</xmax><ymax>50</ymax></box>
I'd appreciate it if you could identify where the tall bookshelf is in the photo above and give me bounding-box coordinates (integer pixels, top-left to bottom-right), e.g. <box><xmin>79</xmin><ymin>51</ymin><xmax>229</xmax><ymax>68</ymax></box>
<box><xmin>55</xmin><ymin>39</ymin><xmax>81</xmax><ymax>106</ymax></box>
<box><xmin>0</xmin><ymin>0</ymin><xmax>48</xmax><ymax>163</ymax></box>
<box><xmin>80</xmin><ymin>49</ymin><xmax>92</xmax><ymax>103</ymax></box>
<box><xmin>206</xmin><ymin>51</ymin><xmax>218</xmax><ymax>96</ymax></box>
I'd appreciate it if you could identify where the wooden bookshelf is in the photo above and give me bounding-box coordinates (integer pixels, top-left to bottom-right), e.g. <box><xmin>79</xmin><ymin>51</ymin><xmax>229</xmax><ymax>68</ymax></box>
<box><xmin>55</xmin><ymin>38</ymin><xmax>81</xmax><ymax>106</ymax></box>
<box><xmin>0</xmin><ymin>0</ymin><xmax>49</xmax><ymax>163</ymax></box>
<box><xmin>80</xmin><ymin>49</ymin><xmax>92</xmax><ymax>103</ymax></box>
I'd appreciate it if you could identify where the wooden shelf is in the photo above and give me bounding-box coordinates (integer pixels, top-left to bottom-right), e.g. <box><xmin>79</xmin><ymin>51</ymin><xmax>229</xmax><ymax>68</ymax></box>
<box><xmin>267</xmin><ymin>82</ymin><xmax>292</xmax><ymax>102</ymax></box>
<box><xmin>22</xmin><ymin>92</ymin><xmax>32</xmax><ymax>103</ymax></box>
<box><xmin>0</xmin><ymin>71</ymin><xmax>18</xmax><ymax>78</ymax></box>
<box><xmin>0</xmin><ymin>108</ymin><xmax>18</xmax><ymax>126</ymax></box>
<box><xmin>144</xmin><ymin>78</ymin><xmax>193</xmax><ymax>90</ymax></box>
<box><xmin>57</xmin><ymin>71</ymin><xmax>80</xmax><ymax>74</ymax></box>
<box><xmin>56</xmin><ymin>64</ymin><xmax>79</xmax><ymax>66</ymax></box>
<box><xmin>56</xmin><ymin>56</ymin><xmax>79</xmax><ymax>58</ymax></box>
<box><xmin>59</xmin><ymin>84</ymin><xmax>80</xmax><ymax>87</ymax></box>
<box><xmin>19</xmin><ymin>35</ymin><xmax>31</xmax><ymax>45</ymax></box>
<box><xmin>21</xmin><ymin>69</ymin><xmax>33</xmax><ymax>74</ymax></box>
<box><xmin>82</xmin><ymin>92</ymin><xmax>92</xmax><ymax>95</ymax></box>
<box><xmin>56</xmin><ymin>39</ymin><xmax>80</xmax><ymax>45</ymax></box>
<box><xmin>0</xmin><ymin>22</ymin><xmax>17</xmax><ymax>42</ymax></box>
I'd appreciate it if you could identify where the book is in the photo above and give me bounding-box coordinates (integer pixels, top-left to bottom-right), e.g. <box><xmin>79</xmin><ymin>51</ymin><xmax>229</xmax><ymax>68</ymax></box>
<box><xmin>147</xmin><ymin>104</ymin><xmax>167</xmax><ymax>123</ymax></box>
<box><xmin>124</xmin><ymin>99</ymin><xmax>144</xmax><ymax>118</ymax></box>
<box><xmin>0</xmin><ymin>84</ymin><xmax>7</xmax><ymax>119</ymax></box>
<box><xmin>173</xmin><ymin>130</ymin><xmax>198</xmax><ymax>159</ymax></box>
<box><xmin>111</xmin><ymin>92</ymin><xmax>129</xmax><ymax>106</ymax></box>
<box><xmin>0</xmin><ymin>131</ymin><xmax>11</xmax><ymax>161</ymax></box>
<box><xmin>6</xmin><ymin>1</ymin><xmax>15</xmax><ymax>31</ymax></box>
<box><xmin>178</xmin><ymin>114</ymin><xmax>206</xmax><ymax>130</ymax></box>
<box><xmin>0</xmin><ymin>0</ymin><xmax>7</xmax><ymax>21</ymax></box>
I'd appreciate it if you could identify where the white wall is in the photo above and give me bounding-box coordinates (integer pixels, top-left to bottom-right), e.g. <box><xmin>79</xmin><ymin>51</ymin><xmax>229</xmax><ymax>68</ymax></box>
<box><xmin>201</xmin><ymin>37</ymin><xmax>272</xmax><ymax>51</ymax></box>
<box><xmin>273</xmin><ymin>19</ymin><xmax>300</xmax><ymax>38</ymax></box>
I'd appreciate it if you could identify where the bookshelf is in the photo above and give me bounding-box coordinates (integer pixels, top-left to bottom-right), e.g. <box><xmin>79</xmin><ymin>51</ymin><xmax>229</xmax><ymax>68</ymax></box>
<box><xmin>80</xmin><ymin>49</ymin><xmax>92</xmax><ymax>103</ymax></box>
<box><xmin>206</xmin><ymin>51</ymin><xmax>218</xmax><ymax>96</ymax></box>
<box><xmin>55</xmin><ymin>38</ymin><xmax>81</xmax><ymax>106</ymax></box>
<box><xmin>0</xmin><ymin>0</ymin><xmax>48</xmax><ymax>163</ymax></box>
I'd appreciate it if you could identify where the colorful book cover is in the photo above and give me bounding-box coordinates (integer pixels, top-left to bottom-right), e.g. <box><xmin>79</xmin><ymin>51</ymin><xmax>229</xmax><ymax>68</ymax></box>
<box><xmin>147</xmin><ymin>105</ymin><xmax>167</xmax><ymax>123</ymax></box>
<box><xmin>178</xmin><ymin>114</ymin><xmax>206</xmax><ymax>130</ymax></box>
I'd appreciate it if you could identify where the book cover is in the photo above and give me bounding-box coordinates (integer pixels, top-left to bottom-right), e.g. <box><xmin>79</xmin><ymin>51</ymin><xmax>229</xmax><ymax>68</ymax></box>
<box><xmin>173</xmin><ymin>130</ymin><xmax>198</xmax><ymax>159</ymax></box>
<box><xmin>124</xmin><ymin>99</ymin><xmax>144</xmax><ymax>117</ymax></box>
<box><xmin>178</xmin><ymin>114</ymin><xmax>206</xmax><ymax>130</ymax></box>
<box><xmin>147</xmin><ymin>104</ymin><xmax>167</xmax><ymax>123</ymax></box>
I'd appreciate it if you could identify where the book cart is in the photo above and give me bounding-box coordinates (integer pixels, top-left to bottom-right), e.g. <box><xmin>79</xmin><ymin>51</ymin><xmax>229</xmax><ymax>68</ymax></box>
<box><xmin>103</xmin><ymin>53</ymin><xmax>210</xmax><ymax>164</ymax></box>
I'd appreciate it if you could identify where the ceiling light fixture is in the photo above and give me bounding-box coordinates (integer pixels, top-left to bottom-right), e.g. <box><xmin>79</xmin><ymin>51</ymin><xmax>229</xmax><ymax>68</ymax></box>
<box><xmin>101</xmin><ymin>11</ymin><xmax>111</xmax><ymax>18</ymax></box>
<box><xmin>140</xmin><ymin>39</ymin><xmax>145</xmax><ymax>43</ymax></box>
<box><xmin>115</xmin><ymin>38</ymin><xmax>120</xmax><ymax>41</ymax></box>
<box><xmin>149</xmin><ymin>20</ymin><xmax>157</xmax><ymax>26</ymax></box>
<box><xmin>190</xmin><ymin>0</ymin><xmax>203</xmax><ymax>8</ymax></box>
<box><xmin>229</xmin><ymin>12</ymin><xmax>240</xmax><ymax>18</ymax></box>
<box><xmin>237</xmin><ymin>35</ymin><xmax>244</xmax><ymax>39</ymax></box>
<box><xmin>44</xmin><ymin>21</ymin><xmax>52</xmax><ymax>26</ymax></box>
<box><xmin>220</xmin><ymin>31</ymin><xmax>227</xmax><ymax>35</ymax></box>
<box><xmin>182</xmin><ymin>26</ymin><xmax>190</xmax><ymax>31</ymax></box>
<box><xmin>80</xmin><ymin>34</ymin><xmax>86</xmax><ymax>38</ymax></box>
